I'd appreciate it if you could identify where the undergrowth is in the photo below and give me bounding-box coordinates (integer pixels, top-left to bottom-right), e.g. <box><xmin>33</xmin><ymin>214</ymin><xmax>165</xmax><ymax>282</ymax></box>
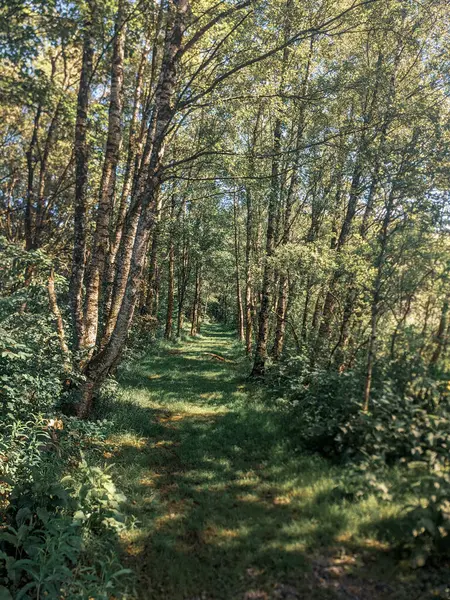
<box><xmin>0</xmin><ymin>241</ymin><xmax>133</xmax><ymax>599</ymax></box>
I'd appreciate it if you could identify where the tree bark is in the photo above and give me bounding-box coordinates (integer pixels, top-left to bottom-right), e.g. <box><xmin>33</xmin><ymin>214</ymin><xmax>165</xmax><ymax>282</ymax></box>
<box><xmin>70</xmin><ymin>11</ymin><xmax>94</xmax><ymax>350</ymax></box>
<box><xmin>48</xmin><ymin>268</ymin><xmax>71</xmax><ymax>370</ymax></box>
<box><xmin>191</xmin><ymin>262</ymin><xmax>201</xmax><ymax>336</ymax></box>
<box><xmin>77</xmin><ymin>0</ymin><xmax>190</xmax><ymax>418</ymax></box>
<box><xmin>82</xmin><ymin>0</ymin><xmax>126</xmax><ymax>354</ymax></box>
<box><xmin>254</xmin><ymin>13</ymin><xmax>309</xmax><ymax>368</ymax></box>
<box><xmin>430</xmin><ymin>294</ymin><xmax>450</xmax><ymax>368</ymax></box>
<box><xmin>251</xmin><ymin>117</ymin><xmax>281</xmax><ymax>377</ymax></box>
<box><xmin>271</xmin><ymin>116</ymin><xmax>306</xmax><ymax>359</ymax></box>
<box><xmin>363</xmin><ymin>182</ymin><xmax>396</xmax><ymax>411</ymax></box>
<box><xmin>176</xmin><ymin>196</ymin><xmax>190</xmax><ymax>337</ymax></box>
<box><xmin>244</xmin><ymin>107</ymin><xmax>262</xmax><ymax>355</ymax></box>
<box><xmin>244</xmin><ymin>183</ymin><xmax>254</xmax><ymax>354</ymax></box>
<box><xmin>233</xmin><ymin>193</ymin><xmax>244</xmax><ymax>341</ymax></box>
<box><xmin>104</xmin><ymin>40</ymin><xmax>148</xmax><ymax>316</ymax></box>
<box><xmin>34</xmin><ymin>101</ymin><xmax>61</xmax><ymax>247</ymax></box>
<box><xmin>165</xmin><ymin>195</ymin><xmax>176</xmax><ymax>339</ymax></box>
<box><xmin>25</xmin><ymin>105</ymin><xmax>41</xmax><ymax>251</ymax></box>
<box><xmin>145</xmin><ymin>194</ymin><xmax>163</xmax><ymax>316</ymax></box>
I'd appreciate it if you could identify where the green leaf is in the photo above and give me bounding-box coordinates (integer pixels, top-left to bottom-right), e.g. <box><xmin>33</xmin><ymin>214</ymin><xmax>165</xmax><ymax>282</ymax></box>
<box><xmin>0</xmin><ymin>586</ymin><xmax>13</xmax><ymax>600</ymax></box>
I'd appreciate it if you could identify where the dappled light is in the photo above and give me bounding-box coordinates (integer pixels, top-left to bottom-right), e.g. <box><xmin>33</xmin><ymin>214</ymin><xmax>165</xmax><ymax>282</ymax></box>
<box><xmin>100</xmin><ymin>326</ymin><xmax>429</xmax><ymax>600</ymax></box>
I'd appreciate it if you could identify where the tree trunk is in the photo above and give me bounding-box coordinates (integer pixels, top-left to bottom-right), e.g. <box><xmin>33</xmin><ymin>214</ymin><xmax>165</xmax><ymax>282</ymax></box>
<box><xmin>165</xmin><ymin>195</ymin><xmax>176</xmax><ymax>339</ymax></box>
<box><xmin>430</xmin><ymin>294</ymin><xmax>450</xmax><ymax>368</ymax></box>
<box><xmin>251</xmin><ymin>117</ymin><xmax>282</xmax><ymax>377</ymax></box>
<box><xmin>363</xmin><ymin>184</ymin><xmax>395</xmax><ymax>411</ymax></box>
<box><xmin>314</xmin><ymin>159</ymin><xmax>362</xmax><ymax>361</ymax></box>
<box><xmin>271</xmin><ymin>37</ymin><xmax>313</xmax><ymax>359</ymax></box>
<box><xmin>101</xmin><ymin>200</ymin><xmax>142</xmax><ymax>346</ymax></box>
<box><xmin>244</xmin><ymin>184</ymin><xmax>253</xmax><ymax>355</ymax></box>
<box><xmin>25</xmin><ymin>105</ymin><xmax>41</xmax><ymax>250</ymax></box>
<box><xmin>145</xmin><ymin>194</ymin><xmax>163</xmax><ymax>316</ymax></box>
<box><xmin>77</xmin><ymin>0</ymin><xmax>190</xmax><ymax>418</ymax></box>
<box><xmin>191</xmin><ymin>263</ymin><xmax>201</xmax><ymax>336</ymax></box>
<box><xmin>176</xmin><ymin>198</ymin><xmax>189</xmax><ymax>337</ymax></box>
<box><xmin>82</xmin><ymin>0</ymin><xmax>126</xmax><ymax>354</ymax></box>
<box><xmin>244</xmin><ymin>107</ymin><xmax>262</xmax><ymax>355</ymax></box>
<box><xmin>233</xmin><ymin>193</ymin><xmax>244</xmax><ymax>341</ymax></box>
<box><xmin>48</xmin><ymin>268</ymin><xmax>71</xmax><ymax>370</ymax></box>
<box><xmin>363</xmin><ymin>299</ymin><xmax>378</xmax><ymax>413</ymax></box>
<box><xmin>332</xmin><ymin>287</ymin><xmax>358</xmax><ymax>370</ymax></box>
<box><xmin>272</xmin><ymin>275</ymin><xmax>288</xmax><ymax>359</ymax></box>
<box><xmin>419</xmin><ymin>296</ymin><xmax>433</xmax><ymax>357</ymax></box>
<box><xmin>271</xmin><ymin>122</ymin><xmax>304</xmax><ymax>359</ymax></box>
<box><xmin>70</xmin><ymin>12</ymin><xmax>94</xmax><ymax>349</ymax></box>
<box><xmin>34</xmin><ymin>95</ymin><xmax>61</xmax><ymax>248</ymax></box>
<box><xmin>104</xmin><ymin>40</ymin><xmax>147</xmax><ymax>316</ymax></box>
<box><xmin>196</xmin><ymin>275</ymin><xmax>203</xmax><ymax>334</ymax></box>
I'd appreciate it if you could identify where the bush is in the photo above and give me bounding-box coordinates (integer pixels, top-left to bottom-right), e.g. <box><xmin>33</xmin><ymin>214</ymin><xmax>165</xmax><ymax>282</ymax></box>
<box><xmin>269</xmin><ymin>352</ymin><xmax>450</xmax><ymax>566</ymax></box>
<box><xmin>0</xmin><ymin>239</ymin><xmax>132</xmax><ymax>598</ymax></box>
<box><xmin>336</xmin><ymin>392</ymin><xmax>450</xmax><ymax>565</ymax></box>
<box><xmin>0</xmin><ymin>419</ymin><xmax>132</xmax><ymax>599</ymax></box>
<box><xmin>0</xmin><ymin>239</ymin><xmax>70</xmax><ymax>422</ymax></box>
<box><xmin>267</xmin><ymin>356</ymin><xmax>363</xmax><ymax>456</ymax></box>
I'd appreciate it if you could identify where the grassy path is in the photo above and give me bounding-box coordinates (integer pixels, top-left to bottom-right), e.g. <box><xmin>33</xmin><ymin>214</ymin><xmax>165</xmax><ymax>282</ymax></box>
<box><xmin>107</xmin><ymin>325</ymin><xmax>410</xmax><ymax>600</ymax></box>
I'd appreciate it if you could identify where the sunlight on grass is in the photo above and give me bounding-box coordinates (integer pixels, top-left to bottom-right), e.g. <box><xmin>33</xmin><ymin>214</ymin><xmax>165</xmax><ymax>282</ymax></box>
<box><xmin>100</xmin><ymin>325</ymin><xmax>410</xmax><ymax>599</ymax></box>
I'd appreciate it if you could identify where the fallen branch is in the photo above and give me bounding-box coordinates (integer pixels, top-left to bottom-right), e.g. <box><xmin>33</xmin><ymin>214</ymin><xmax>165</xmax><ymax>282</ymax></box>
<box><xmin>203</xmin><ymin>352</ymin><xmax>235</xmax><ymax>364</ymax></box>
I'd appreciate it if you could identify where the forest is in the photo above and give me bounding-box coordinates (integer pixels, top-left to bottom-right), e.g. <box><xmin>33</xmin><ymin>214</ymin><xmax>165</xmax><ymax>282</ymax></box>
<box><xmin>1</xmin><ymin>0</ymin><xmax>450</xmax><ymax>598</ymax></box>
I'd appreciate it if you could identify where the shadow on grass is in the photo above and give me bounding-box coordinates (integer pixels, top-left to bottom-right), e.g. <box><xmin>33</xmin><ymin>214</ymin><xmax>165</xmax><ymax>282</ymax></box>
<box><xmin>101</xmin><ymin>325</ymin><xmax>430</xmax><ymax>600</ymax></box>
<box><xmin>107</xmin><ymin>403</ymin><xmax>414</xmax><ymax>600</ymax></box>
<box><xmin>112</xmin><ymin>411</ymin><xmax>338</xmax><ymax>598</ymax></box>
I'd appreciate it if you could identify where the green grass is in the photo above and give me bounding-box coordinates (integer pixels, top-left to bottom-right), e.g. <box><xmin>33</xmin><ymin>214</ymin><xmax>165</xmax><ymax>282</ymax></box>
<box><xmin>100</xmin><ymin>324</ymin><xmax>427</xmax><ymax>600</ymax></box>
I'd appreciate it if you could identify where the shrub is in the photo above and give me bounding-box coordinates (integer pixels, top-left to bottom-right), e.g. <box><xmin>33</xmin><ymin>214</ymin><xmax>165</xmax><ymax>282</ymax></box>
<box><xmin>269</xmin><ymin>352</ymin><xmax>450</xmax><ymax>566</ymax></box>
<box><xmin>336</xmin><ymin>391</ymin><xmax>450</xmax><ymax>565</ymax></box>
<box><xmin>0</xmin><ymin>239</ymin><xmax>132</xmax><ymax>598</ymax></box>
<box><xmin>0</xmin><ymin>422</ymin><xmax>132</xmax><ymax>599</ymax></box>
<box><xmin>268</xmin><ymin>357</ymin><xmax>362</xmax><ymax>457</ymax></box>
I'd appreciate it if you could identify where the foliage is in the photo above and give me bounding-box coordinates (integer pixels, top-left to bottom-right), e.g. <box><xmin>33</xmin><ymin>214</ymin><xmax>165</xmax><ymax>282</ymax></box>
<box><xmin>1</xmin><ymin>0</ymin><xmax>450</xmax><ymax>594</ymax></box>
<box><xmin>336</xmin><ymin>393</ymin><xmax>450</xmax><ymax>564</ymax></box>
<box><xmin>0</xmin><ymin>418</ymin><xmax>132</xmax><ymax>598</ymax></box>
<box><xmin>268</xmin><ymin>351</ymin><xmax>450</xmax><ymax>566</ymax></box>
<box><xmin>0</xmin><ymin>238</ymin><xmax>69</xmax><ymax>421</ymax></box>
<box><xmin>0</xmin><ymin>240</ymin><xmax>131</xmax><ymax>598</ymax></box>
<box><xmin>62</xmin><ymin>457</ymin><xmax>127</xmax><ymax>533</ymax></box>
<box><xmin>267</xmin><ymin>356</ymin><xmax>363</xmax><ymax>456</ymax></box>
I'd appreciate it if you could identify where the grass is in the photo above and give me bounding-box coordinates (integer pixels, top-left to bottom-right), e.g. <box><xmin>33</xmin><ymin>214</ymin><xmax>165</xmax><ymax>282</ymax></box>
<box><xmin>98</xmin><ymin>324</ymin><xmax>432</xmax><ymax>600</ymax></box>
